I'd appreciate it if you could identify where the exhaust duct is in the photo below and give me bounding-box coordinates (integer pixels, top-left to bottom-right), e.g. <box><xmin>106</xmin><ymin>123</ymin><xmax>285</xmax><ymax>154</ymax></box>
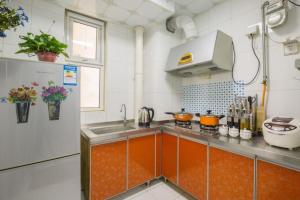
<box><xmin>166</xmin><ymin>15</ymin><xmax>198</xmax><ymax>40</ymax></box>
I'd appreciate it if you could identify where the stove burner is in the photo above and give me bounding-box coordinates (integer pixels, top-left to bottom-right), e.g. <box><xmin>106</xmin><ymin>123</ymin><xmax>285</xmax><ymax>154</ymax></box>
<box><xmin>200</xmin><ymin>124</ymin><xmax>218</xmax><ymax>131</ymax></box>
<box><xmin>175</xmin><ymin>120</ymin><xmax>192</xmax><ymax>129</ymax></box>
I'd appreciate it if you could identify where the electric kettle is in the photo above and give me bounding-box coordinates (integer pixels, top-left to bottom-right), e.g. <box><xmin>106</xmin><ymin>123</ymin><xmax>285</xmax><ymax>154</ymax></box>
<box><xmin>138</xmin><ymin>107</ymin><xmax>155</xmax><ymax>127</ymax></box>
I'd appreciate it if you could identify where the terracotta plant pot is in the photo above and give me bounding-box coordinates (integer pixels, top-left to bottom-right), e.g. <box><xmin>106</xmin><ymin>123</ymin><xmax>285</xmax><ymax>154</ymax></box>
<box><xmin>37</xmin><ymin>52</ymin><xmax>57</xmax><ymax>62</ymax></box>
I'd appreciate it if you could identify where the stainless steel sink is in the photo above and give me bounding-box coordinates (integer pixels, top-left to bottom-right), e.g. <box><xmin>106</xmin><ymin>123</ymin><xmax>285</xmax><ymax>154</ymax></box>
<box><xmin>89</xmin><ymin>125</ymin><xmax>136</xmax><ymax>135</ymax></box>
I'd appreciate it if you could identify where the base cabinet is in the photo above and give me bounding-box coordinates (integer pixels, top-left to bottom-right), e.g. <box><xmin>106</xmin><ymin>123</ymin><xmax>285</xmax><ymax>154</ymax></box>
<box><xmin>257</xmin><ymin>160</ymin><xmax>300</xmax><ymax>200</ymax></box>
<box><xmin>156</xmin><ymin>133</ymin><xmax>162</xmax><ymax>177</ymax></box>
<box><xmin>162</xmin><ymin>133</ymin><xmax>178</xmax><ymax>184</ymax></box>
<box><xmin>128</xmin><ymin>134</ymin><xmax>155</xmax><ymax>189</ymax></box>
<box><xmin>179</xmin><ymin>138</ymin><xmax>207</xmax><ymax>200</ymax></box>
<box><xmin>209</xmin><ymin>147</ymin><xmax>254</xmax><ymax>200</ymax></box>
<box><xmin>91</xmin><ymin>140</ymin><xmax>127</xmax><ymax>200</ymax></box>
<box><xmin>84</xmin><ymin>129</ymin><xmax>300</xmax><ymax>200</ymax></box>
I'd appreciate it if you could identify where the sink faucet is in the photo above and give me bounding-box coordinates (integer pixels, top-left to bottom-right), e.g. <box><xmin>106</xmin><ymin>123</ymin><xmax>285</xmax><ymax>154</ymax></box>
<box><xmin>120</xmin><ymin>104</ymin><xmax>127</xmax><ymax>126</ymax></box>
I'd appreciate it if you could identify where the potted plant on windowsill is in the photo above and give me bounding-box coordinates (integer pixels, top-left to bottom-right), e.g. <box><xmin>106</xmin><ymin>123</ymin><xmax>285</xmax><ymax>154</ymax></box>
<box><xmin>15</xmin><ymin>32</ymin><xmax>69</xmax><ymax>62</ymax></box>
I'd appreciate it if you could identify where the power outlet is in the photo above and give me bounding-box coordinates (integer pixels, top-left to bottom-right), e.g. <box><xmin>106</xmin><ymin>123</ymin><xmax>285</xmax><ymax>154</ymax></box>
<box><xmin>246</xmin><ymin>24</ymin><xmax>260</xmax><ymax>37</ymax></box>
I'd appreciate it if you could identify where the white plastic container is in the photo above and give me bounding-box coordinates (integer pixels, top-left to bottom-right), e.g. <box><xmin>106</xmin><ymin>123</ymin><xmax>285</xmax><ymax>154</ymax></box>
<box><xmin>229</xmin><ymin>127</ymin><xmax>239</xmax><ymax>138</ymax></box>
<box><xmin>240</xmin><ymin>129</ymin><xmax>252</xmax><ymax>140</ymax></box>
<box><xmin>219</xmin><ymin>125</ymin><xmax>229</xmax><ymax>136</ymax></box>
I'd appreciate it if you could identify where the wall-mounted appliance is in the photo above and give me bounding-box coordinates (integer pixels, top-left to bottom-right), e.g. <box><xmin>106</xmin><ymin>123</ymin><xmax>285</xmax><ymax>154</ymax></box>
<box><xmin>165</xmin><ymin>30</ymin><xmax>233</xmax><ymax>76</ymax></box>
<box><xmin>266</xmin><ymin>0</ymin><xmax>288</xmax><ymax>28</ymax></box>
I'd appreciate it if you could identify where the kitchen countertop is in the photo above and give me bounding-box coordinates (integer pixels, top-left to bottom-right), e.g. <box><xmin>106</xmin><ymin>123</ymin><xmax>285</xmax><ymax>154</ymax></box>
<box><xmin>81</xmin><ymin>121</ymin><xmax>161</xmax><ymax>145</ymax></box>
<box><xmin>81</xmin><ymin>121</ymin><xmax>300</xmax><ymax>171</ymax></box>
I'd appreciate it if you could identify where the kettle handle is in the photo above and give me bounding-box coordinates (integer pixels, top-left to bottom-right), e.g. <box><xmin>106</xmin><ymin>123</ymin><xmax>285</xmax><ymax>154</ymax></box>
<box><xmin>148</xmin><ymin>108</ymin><xmax>155</xmax><ymax>122</ymax></box>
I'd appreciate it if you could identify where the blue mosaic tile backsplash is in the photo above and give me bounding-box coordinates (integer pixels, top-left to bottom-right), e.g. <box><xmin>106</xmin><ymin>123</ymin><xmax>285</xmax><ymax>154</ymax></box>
<box><xmin>181</xmin><ymin>81</ymin><xmax>245</xmax><ymax>115</ymax></box>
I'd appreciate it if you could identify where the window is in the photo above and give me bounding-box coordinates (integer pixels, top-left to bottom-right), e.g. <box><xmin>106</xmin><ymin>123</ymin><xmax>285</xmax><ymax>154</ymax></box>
<box><xmin>66</xmin><ymin>11</ymin><xmax>105</xmax><ymax>111</ymax></box>
<box><xmin>66</xmin><ymin>11</ymin><xmax>104</xmax><ymax>65</ymax></box>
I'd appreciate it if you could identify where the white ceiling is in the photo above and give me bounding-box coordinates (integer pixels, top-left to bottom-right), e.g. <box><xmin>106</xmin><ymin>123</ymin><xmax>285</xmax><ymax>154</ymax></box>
<box><xmin>51</xmin><ymin>0</ymin><xmax>226</xmax><ymax>27</ymax></box>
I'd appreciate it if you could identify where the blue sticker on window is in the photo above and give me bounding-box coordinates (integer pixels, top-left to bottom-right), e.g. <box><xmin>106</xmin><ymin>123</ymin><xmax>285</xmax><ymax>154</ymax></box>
<box><xmin>63</xmin><ymin>65</ymin><xmax>77</xmax><ymax>86</ymax></box>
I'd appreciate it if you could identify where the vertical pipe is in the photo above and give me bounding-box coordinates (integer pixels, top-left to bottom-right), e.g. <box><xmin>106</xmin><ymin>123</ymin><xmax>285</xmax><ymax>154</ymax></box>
<box><xmin>134</xmin><ymin>26</ymin><xmax>144</xmax><ymax>123</ymax></box>
<box><xmin>261</xmin><ymin>1</ymin><xmax>269</xmax><ymax>84</ymax></box>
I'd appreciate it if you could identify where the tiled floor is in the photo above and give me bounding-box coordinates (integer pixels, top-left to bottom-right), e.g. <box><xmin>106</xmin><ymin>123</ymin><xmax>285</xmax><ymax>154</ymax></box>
<box><xmin>123</xmin><ymin>182</ymin><xmax>188</xmax><ymax>200</ymax></box>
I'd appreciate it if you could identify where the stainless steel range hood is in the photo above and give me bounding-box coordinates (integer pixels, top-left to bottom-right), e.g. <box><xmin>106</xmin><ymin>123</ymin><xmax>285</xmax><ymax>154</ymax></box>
<box><xmin>165</xmin><ymin>30</ymin><xmax>233</xmax><ymax>76</ymax></box>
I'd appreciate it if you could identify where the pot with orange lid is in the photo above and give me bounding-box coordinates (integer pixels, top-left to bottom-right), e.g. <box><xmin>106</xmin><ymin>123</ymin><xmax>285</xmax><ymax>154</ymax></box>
<box><xmin>165</xmin><ymin>108</ymin><xmax>193</xmax><ymax>122</ymax></box>
<box><xmin>195</xmin><ymin>110</ymin><xmax>225</xmax><ymax>130</ymax></box>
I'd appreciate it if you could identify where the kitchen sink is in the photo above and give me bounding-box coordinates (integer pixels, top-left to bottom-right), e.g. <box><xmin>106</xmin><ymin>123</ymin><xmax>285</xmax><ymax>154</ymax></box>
<box><xmin>89</xmin><ymin>125</ymin><xmax>136</xmax><ymax>135</ymax></box>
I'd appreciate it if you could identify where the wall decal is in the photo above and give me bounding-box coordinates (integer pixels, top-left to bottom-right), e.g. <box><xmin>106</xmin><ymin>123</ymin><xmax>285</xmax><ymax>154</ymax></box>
<box><xmin>7</xmin><ymin>83</ymin><xmax>38</xmax><ymax>123</ymax></box>
<box><xmin>42</xmin><ymin>81</ymin><xmax>72</xmax><ymax>120</ymax></box>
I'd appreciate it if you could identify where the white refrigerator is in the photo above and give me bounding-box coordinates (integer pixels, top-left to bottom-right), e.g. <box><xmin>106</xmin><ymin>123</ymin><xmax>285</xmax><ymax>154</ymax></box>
<box><xmin>0</xmin><ymin>58</ymin><xmax>81</xmax><ymax>200</ymax></box>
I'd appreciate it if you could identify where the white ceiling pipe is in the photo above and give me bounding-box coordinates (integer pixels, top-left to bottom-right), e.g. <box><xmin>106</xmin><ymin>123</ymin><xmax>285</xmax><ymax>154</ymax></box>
<box><xmin>134</xmin><ymin>26</ymin><xmax>144</xmax><ymax>123</ymax></box>
<box><xmin>166</xmin><ymin>15</ymin><xmax>198</xmax><ymax>40</ymax></box>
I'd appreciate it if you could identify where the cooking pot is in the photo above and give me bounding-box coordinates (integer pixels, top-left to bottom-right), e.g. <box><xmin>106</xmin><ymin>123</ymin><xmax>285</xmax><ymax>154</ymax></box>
<box><xmin>165</xmin><ymin>109</ymin><xmax>193</xmax><ymax>122</ymax></box>
<box><xmin>195</xmin><ymin>110</ymin><xmax>225</xmax><ymax>127</ymax></box>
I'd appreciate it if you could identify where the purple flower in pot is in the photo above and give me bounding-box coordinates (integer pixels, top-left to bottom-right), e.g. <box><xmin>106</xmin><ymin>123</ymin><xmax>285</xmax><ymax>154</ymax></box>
<box><xmin>41</xmin><ymin>81</ymin><xmax>71</xmax><ymax>120</ymax></box>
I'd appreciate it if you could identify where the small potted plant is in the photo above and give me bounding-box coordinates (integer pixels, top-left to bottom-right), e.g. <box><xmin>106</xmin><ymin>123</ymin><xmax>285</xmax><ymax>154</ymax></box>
<box><xmin>7</xmin><ymin>83</ymin><xmax>38</xmax><ymax>123</ymax></box>
<box><xmin>0</xmin><ymin>0</ymin><xmax>28</xmax><ymax>37</ymax></box>
<box><xmin>16</xmin><ymin>32</ymin><xmax>69</xmax><ymax>62</ymax></box>
<box><xmin>42</xmin><ymin>81</ymin><xmax>71</xmax><ymax>120</ymax></box>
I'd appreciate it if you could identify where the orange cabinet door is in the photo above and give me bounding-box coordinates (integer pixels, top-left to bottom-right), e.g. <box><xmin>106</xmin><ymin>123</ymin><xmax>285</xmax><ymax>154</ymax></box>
<box><xmin>209</xmin><ymin>147</ymin><xmax>254</xmax><ymax>200</ymax></box>
<box><xmin>257</xmin><ymin>160</ymin><xmax>300</xmax><ymax>200</ymax></box>
<box><xmin>162</xmin><ymin>132</ymin><xmax>178</xmax><ymax>184</ymax></box>
<box><xmin>128</xmin><ymin>134</ymin><xmax>155</xmax><ymax>189</ymax></box>
<box><xmin>91</xmin><ymin>140</ymin><xmax>127</xmax><ymax>200</ymax></box>
<box><xmin>156</xmin><ymin>132</ymin><xmax>162</xmax><ymax>177</ymax></box>
<box><xmin>179</xmin><ymin>138</ymin><xmax>207</xmax><ymax>200</ymax></box>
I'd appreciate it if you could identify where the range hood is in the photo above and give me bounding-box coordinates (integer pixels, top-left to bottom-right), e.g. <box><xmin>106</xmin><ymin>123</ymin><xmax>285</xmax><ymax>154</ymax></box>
<box><xmin>165</xmin><ymin>30</ymin><xmax>233</xmax><ymax>76</ymax></box>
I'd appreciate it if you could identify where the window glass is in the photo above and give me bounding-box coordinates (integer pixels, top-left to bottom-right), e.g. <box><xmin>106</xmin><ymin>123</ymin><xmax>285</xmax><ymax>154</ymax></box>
<box><xmin>80</xmin><ymin>67</ymin><xmax>100</xmax><ymax>108</ymax></box>
<box><xmin>72</xmin><ymin>22</ymin><xmax>97</xmax><ymax>59</ymax></box>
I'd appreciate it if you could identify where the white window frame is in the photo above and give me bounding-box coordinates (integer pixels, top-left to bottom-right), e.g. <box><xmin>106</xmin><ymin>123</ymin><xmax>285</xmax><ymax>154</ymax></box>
<box><xmin>65</xmin><ymin>10</ymin><xmax>105</xmax><ymax>112</ymax></box>
<box><xmin>65</xmin><ymin>11</ymin><xmax>104</xmax><ymax>66</ymax></box>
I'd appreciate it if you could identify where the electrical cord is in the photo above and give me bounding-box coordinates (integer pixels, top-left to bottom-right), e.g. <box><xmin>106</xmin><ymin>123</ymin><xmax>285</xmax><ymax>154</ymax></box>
<box><xmin>288</xmin><ymin>0</ymin><xmax>300</xmax><ymax>7</ymax></box>
<box><xmin>267</xmin><ymin>35</ymin><xmax>285</xmax><ymax>44</ymax></box>
<box><xmin>232</xmin><ymin>34</ymin><xmax>261</xmax><ymax>86</ymax></box>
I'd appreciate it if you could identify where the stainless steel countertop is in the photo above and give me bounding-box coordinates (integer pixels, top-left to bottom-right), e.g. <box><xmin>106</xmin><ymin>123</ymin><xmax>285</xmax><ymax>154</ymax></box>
<box><xmin>81</xmin><ymin>121</ymin><xmax>161</xmax><ymax>145</ymax></box>
<box><xmin>81</xmin><ymin>121</ymin><xmax>300</xmax><ymax>171</ymax></box>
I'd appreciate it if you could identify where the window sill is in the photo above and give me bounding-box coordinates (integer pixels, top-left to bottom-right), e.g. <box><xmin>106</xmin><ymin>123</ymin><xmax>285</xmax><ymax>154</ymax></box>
<box><xmin>81</xmin><ymin>108</ymin><xmax>104</xmax><ymax>112</ymax></box>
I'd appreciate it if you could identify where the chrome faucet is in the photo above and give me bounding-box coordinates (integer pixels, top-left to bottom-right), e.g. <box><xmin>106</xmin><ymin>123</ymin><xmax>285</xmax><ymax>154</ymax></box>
<box><xmin>120</xmin><ymin>104</ymin><xmax>127</xmax><ymax>126</ymax></box>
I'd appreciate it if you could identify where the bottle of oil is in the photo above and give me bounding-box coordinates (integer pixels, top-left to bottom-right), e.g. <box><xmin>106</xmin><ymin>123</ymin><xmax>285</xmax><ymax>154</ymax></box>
<box><xmin>240</xmin><ymin>110</ymin><xmax>250</xmax><ymax>130</ymax></box>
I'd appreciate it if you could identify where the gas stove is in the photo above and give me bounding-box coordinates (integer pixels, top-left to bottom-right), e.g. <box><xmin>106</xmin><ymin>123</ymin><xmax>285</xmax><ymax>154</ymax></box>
<box><xmin>175</xmin><ymin>120</ymin><xmax>192</xmax><ymax>129</ymax></box>
<box><xmin>200</xmin><ymin>124</ymin><xmax>219</xmax><ymax>131</ymax></box>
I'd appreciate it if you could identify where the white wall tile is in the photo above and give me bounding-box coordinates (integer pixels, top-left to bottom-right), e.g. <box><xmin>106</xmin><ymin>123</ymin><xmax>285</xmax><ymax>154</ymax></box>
<box><xmin>143</xmin><ymin>22</ymin><xmax>182</xmax><ymax>120</ymax></box>
<box><xmin>208</xmin><ymin>0</ymin><xmax>231</xmax><ymax>26</ymax></box>
<box><xmin>191</xmin><ymin>0</ymin><xmax>300</xmax><ymax>119</ymax></box>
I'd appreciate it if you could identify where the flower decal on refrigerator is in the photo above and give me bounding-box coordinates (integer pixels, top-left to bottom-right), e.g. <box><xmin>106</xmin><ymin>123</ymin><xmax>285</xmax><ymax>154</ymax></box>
<box><xmin>6</xmin><ymin>83</ymin><xmax>38</xmax><ymax>123</ymax></box>
<box><xmin>41</xmin><ymin>81</ymin><xmax>71</xmax><ymax>120</ymax></box>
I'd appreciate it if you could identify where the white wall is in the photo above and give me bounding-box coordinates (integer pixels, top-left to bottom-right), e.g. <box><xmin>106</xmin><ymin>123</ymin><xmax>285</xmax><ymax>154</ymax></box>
<box><xmin>0</xmin><ymin>0</ymin><xmax>135</xmax><ymax>124</ymax></box>
<box><xmin>143</xmin><ymin>23</ymin><xmax>182</xmax><ymax>121</ymax></box>
<box><xmin>187</xmin><ymin>0</ymin><xmax>300</xmax><ymax>118</ymax></box>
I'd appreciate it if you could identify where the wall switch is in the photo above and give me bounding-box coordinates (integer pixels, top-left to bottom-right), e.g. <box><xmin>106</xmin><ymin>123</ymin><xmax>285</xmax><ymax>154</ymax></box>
<box><xmin>295</xmin><ymin>59</ymin><xmax>300</xmax><ymax>70</ymax></box>
<box><xmin>246</xmin><ymin>24</ymin><xmax>260</xmax><ymax>37</ymax></box>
